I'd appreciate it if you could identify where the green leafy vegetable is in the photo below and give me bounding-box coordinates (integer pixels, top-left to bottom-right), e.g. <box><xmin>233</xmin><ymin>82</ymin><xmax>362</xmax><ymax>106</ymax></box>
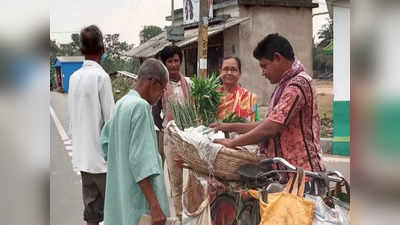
<box><xmin>190</xmin><ymin>73</ymin><xmax>222</xmax><ymax>126</ymax></box>
<box><xmin>222</xmin><ymin>112</ymin><xmax>248</xmax><ymax>123</ymax></box>
<box><xmin>168</xmin><ymin>99</ymin><xmax>200</xmax><ymax>130</ymax></box>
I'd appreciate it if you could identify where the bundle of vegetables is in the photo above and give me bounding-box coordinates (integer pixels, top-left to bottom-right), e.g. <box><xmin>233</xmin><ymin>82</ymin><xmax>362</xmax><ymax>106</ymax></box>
<box><xmin>168</xmin><ymin>74</ymin><xmax>224</xmax><ymax>129</ymax></box>
<box><xmin>222</xmin><ymin>112</ymin><xmax>248</xmax><ymax>123</ymax></box>
<box><xmin>168</xmin><ymin>99</ymin><xmax>200</xmax><ymax>130</ymax></box>
<box><xmin>190</xmin><ymin>74</ymin><xmax>223</xmax><ymax>126</ymax></box>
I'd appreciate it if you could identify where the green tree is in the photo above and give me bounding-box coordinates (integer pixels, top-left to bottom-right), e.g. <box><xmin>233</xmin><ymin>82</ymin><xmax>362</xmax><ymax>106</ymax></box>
<box><xmin>50</xmin><ymin>40</ymin><xmax>60</xmax><ymax>89</ymax></box>
<box><xmin>50</xmin><ymin>39</ymin><xmax>60</xmax><ymax>74</ymax></box>
<box><xmin>50</xmin><ymin>33</ymin><xmax>140</xmax><ymax>90</ymax></box>
<box><xmin>317</xmin><ymin>19</ymin><xmax>333</xmax><ymax>48</ymax></box>
<box><xmin>126</xmin><ymin>57</ymin><xmax>141</xmax><ymax>74</ymax></box>
<box><xmin>313</xmin><ymin>39</ymin><xmax>333</xmax><ymax>77</ymax></box>
<box><xmin>102</xmin><ymin>33</ymin><xmax>136</xmax><ymax>73</ymax></box>
<box><xmin>53</xmin><ymin>33</ymin><xmax>81</xmax><ymax>56</ymax></box>
<box><xmin>70</xmin><ymin>33</ymin><xmax>81</xmax><ymax>52</ymax></box>
<box><xmin>140</xmin><ymin>25</ymin><xmax>163</xmax><ymax>43</ymax></box>
<box><xmin>312</xmin><ymin>19</ymin><xmax>334</xmax><ymax>78</ymax></box>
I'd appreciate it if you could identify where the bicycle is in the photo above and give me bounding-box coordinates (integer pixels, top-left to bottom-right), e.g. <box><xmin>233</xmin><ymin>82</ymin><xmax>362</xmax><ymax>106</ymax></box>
<box><xmin>210</xmin><ymin>157</ymin><xmax>349</xmax><ymax>225</ymax></box>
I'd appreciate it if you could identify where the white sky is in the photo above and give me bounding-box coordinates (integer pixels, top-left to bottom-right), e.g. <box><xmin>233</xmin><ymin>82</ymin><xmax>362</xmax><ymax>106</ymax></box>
<box><xmin>50</xmin><ymin>0</ymin><xmax>329</xmax><ymax>46</ymax></box>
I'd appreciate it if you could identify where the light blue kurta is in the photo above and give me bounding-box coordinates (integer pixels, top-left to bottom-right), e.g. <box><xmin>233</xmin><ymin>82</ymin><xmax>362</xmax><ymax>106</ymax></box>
<box><xmin>100</xmin><ymin>90</ymin><xmax>170</xmax><ymax>225</ymax></box>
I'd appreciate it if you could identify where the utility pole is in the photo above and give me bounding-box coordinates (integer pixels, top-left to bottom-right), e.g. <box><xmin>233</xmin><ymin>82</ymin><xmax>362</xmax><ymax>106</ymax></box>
<box><xmin>171</xmin><ymin>0</ymin><xmax>175</xmax><ymax>24</ymax></box>
<box><xmin>197</xmin><ymin>0</ymin><xmax>208</xmax><ymax>79</ymax></box>
<box><xmin>171</xmin><ymin>0</ymin><xmax>176</xmax><ymax>45</ymax></box>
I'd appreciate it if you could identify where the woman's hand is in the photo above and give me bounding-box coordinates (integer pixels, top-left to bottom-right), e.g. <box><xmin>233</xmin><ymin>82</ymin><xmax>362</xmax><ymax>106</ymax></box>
<box><xmin>213</xmin><ymin>138</ymin><xmax>235</xmax><ymax>148</ymax></box>
<box><xmin>174</xmin><ymin>155</ymin><xmax>184</xmax><ymax>169</ymax></box>
<box><xmin>209</xmin><ymin>122</ymin><xmax>229</xmax><ymax>132</ymax></box>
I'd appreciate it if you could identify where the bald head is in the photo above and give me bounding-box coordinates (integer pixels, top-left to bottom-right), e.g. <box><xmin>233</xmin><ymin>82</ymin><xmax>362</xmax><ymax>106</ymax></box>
<box><xmin>138</xmin><ymin>58</ymin><xmax>169</xmax><ymax>85</ymax></box>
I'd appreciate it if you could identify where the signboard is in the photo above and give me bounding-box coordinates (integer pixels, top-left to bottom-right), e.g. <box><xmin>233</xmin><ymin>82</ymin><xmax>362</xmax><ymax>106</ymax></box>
<box><xmin>183</xmin><ymin>0</ymin><xmax>213</xmax><ymax>25</ymax></box>
<box><xmin>166</xmin><ymin>26</ymin><xmax>184</xmax><ymax>41</ymax></box>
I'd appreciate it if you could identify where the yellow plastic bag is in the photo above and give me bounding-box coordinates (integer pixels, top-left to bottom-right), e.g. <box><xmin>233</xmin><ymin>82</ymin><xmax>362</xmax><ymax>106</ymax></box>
<box><xmin>249</xmin><ymin>168</ymin><xmax>315</xmax><ymax>225</ymax></box>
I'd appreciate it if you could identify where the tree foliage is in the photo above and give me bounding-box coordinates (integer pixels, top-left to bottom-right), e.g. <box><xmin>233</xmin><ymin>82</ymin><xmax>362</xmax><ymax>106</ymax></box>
<box><xmin>317</xmin><ymin>19</ymin><xmax>333</xmax><ymax>48</ymax></box>
<box><xmin>313</xmin><ymin>19</ymin><xmax>333</xmax><ymax>78</ymax></box>
<box><xmin>50</xmin><ymin>40</ymin><xmax>59</xmax><ymax>88</ymax></box>
<box><xmin>101</xmin><ymin>33</ymin><xmax>138</xmax><ymax>73</ymax></box>
<box><xmin>140</xmin><ymin>25</ymin><xmax>163</xmax><ymax>43</ymax></box>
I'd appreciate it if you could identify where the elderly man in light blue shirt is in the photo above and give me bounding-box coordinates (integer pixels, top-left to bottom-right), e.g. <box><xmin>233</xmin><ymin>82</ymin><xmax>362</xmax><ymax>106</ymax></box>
<box><xmin>101</xmin><ymin>58</ymin><xmax>170</xmax><ymax>225</ymax></box>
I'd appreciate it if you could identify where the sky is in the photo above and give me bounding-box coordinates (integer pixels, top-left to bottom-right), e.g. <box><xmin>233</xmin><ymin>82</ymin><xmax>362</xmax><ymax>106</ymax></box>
<box><xmin>50</xmin><ymin>0</ymin><xmax>329</xmax><ymax>46</ymax></box>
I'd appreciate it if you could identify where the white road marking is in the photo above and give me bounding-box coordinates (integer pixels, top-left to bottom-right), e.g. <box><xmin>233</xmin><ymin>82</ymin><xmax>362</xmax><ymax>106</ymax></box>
<box><xmin>50</xmin><ymin>106</ymin><xmax>69</xmax><ymax>141</ymax></box>
<box><xmin>50</xmin><ymin>104</ymin><xmax>84</xmax><ymax>188</ymax></box>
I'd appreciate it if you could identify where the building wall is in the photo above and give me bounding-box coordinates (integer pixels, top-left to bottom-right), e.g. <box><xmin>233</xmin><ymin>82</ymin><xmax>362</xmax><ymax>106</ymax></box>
<box><xmin>223</xmin><ymin>25</ymin><xmax>240</xmax><ymax>58</ymax></box>
<box><xmin>171</xmin><ymin>9</ymin><xmax>184</xmax><ymax>26</ymax></box>
<box><xmin>215</xmin><ymin>4</ymin><xmax>240</xmax><ymax>17</ymax></box>
<box><xmin>237</xmin><ymin>6</ymin><xmax>313</xmax><ymax>105</ymax></box>
<box><xmin>333</xmin><ymin>6</ymin><xmax>350</xmax><ymax>155</ymax></box>
<box><xmin>333</xmin><ymin>6</ymin><xmax>350</xmax><ymax>102</ymax></box>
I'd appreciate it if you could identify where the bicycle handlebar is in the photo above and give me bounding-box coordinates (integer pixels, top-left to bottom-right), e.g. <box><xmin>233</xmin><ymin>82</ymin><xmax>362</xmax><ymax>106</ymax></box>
<box><xmin>259</xmin><ymin>157</ymin><xmax>344</xmax><ymax>183</ymax></box>
<box><xmin>259</xmin><ymin>158</ymin><xmax>297</xmax><ymax>170</ymax></box>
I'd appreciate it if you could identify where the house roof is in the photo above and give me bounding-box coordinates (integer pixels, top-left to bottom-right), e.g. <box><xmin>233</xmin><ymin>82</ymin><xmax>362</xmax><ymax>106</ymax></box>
<box><xmin>55</xmin><ymin>56</ymin><xmax>85</xmax><ymax>63</ymax></box>
<box><xmin>126</xmin><ymin>17</ymin><xmax>250</xmax><ymax>58</ymax></box>
<box><xmin>238</xmin><ymin>0</ymin><xmax>318</xmax><ymax>8</ymax></box>
<box><xmin>117</xmin><ymin>71</ymin><xmax>138</xmax><ymax>80</ymax></box>
<box><xmin>167</xmin><ymin>0</ymin><xmax>318</xmax><ymax>21</ymax></box>
<box><xmin>54</xmin><ymin>56</ymin><xmax>84</xmax><ymax>67</ymax></box>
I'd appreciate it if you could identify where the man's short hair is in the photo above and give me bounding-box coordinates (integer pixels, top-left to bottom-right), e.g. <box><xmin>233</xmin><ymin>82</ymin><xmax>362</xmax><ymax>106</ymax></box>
<box><xmin>80</xmin><ymin>25</ymin><xmax>104</xmax><ymax>55</ymax></box>
<box><xmin>253</xmin><ymin>33</ymin><xmax>295</xmax><ymax>61</ymax></box>
<box><xmin>138</xmin><ymin>58</ymin><xmax>169</xmax><ymax>84</ymax></box>
<box><xmin>158</xmin><ymin>45</ymin><xmax>183</xmax><ymax>65</ymax></box>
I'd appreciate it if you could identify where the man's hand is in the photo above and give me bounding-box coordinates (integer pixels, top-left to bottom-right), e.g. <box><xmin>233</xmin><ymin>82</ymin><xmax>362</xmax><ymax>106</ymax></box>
<box><xmin>150</xmin><ymin>204</ymin><xmax>167</xmax><ymax>225</ymax></box>
<box><xmin>138</xmin><ymin>178</ymin><xmax>167</xmax><ymax>225</ymax></box>
<box><xmin>213</xmin><ymin>138</ymin><xmax>235</xmax><ymax>148</ymax></box>
<box><xmin>209</xmin><ymin>122</ymin><xmax>229</xmax><ymax>132</ymax></box>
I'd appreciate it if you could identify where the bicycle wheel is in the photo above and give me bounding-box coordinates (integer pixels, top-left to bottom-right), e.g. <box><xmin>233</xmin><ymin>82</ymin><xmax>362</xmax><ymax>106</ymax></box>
<box><xmin>234</xmin><ymin>199</ymin><xmax>260</xmax><ymax>225</ymax></box>
<box><xmin>210</xmin><ymin>194</ymin><xmax>237</xmax><ymax>225</ymax></box>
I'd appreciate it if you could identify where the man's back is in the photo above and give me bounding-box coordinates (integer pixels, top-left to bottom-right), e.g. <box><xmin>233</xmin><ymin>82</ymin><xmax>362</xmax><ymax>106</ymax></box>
<box><xmin>68</xmin><ymin>60</ymin><xmax>114</xmax><ymax>173</ymax></box>
<box><xmin>101</xmin><ymin>90</ymin><xmax>170</xmax><ymax>225</ymax></box>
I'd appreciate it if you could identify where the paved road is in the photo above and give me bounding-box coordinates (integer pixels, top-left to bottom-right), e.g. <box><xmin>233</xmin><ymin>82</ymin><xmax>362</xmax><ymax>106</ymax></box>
<box><xmin>324</xmin><ymin>154</ymin><xmax>350</xmax><ymax>182</ymax></box>
<box><xmin>50</xmin><ymin>91</ymin><xmax>84</xmax><ymax>225</ymax></box>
